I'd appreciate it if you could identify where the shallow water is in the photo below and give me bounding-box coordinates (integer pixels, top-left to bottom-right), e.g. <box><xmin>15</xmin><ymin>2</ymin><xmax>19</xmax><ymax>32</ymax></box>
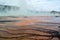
<box><xmin>47</xmin><ymin>17</ymin><xmax>60</xmax><ymax>23</ymax></box>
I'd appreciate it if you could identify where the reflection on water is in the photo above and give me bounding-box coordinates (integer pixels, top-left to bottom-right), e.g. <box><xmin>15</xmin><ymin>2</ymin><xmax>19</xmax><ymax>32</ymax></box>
<box><xmin>47</xmin><ymin>17</ymin><xmax>60</xmax><ymax>22</ymax></box>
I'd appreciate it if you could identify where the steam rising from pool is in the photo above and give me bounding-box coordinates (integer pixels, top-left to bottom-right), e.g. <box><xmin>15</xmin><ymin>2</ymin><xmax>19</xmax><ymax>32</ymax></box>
<box><xmin>0</xmin><ymin>5</ymin><xmax>58</xmax><ymax>16</ymax></box>
<box><xmin>0</xmin><ymin>5</ymin><xmax>21</xmax><ymax>16</ymax></box>
<box><xmin>0</xmin><ymin>0</ymin><xmax>29</xmax><ymax>16</ymax></box>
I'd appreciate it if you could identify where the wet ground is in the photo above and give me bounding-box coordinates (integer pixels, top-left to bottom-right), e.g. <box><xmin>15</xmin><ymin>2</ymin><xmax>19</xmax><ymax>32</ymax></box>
<box><xmin>0</xmin><ymin>16</ymin><xmax>60</xmax><ymax>40</ymax></box>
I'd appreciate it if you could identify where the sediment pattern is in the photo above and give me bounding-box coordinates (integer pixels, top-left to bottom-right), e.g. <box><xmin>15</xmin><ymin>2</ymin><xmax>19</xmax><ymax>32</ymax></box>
<box><xmin>0</xmin><ymin>26</ymin><xmax>59</xmax><ymax>40</ymax></box>
<box><xmin>0</xmin><ymin>16</ymin><xmax>60</xmax><ymax>40</ymax></box>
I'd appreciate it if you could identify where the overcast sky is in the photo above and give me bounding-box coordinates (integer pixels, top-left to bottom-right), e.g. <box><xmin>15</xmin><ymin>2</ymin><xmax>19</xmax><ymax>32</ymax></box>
<box><xmin>0</xmin><ymin>0</ymin><xmax>60</xmax><ymax>11</ymax></box>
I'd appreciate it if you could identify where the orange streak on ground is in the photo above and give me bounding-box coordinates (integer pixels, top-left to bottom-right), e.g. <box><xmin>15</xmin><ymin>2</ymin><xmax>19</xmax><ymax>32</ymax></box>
<box><xmin>15</xmin><ymin>20</ymin><xmax>37</xmax><ymax>26</ymax></box>
<box><xmin>14</xmin><ymin>19</ymin><xmax>53</xmax><ymax>26</ymax></box>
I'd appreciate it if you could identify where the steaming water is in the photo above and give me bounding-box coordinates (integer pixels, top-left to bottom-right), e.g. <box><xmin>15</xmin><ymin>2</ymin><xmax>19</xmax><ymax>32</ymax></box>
<box><xmin>0</xmin><ymin>5</ymin><xmax>60</xmax><ymax>16</ymax></box>
<box><xmin>0</xmin><ymin>10</ymin><xmax>56</xmax><ymax>16</ymax></box>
